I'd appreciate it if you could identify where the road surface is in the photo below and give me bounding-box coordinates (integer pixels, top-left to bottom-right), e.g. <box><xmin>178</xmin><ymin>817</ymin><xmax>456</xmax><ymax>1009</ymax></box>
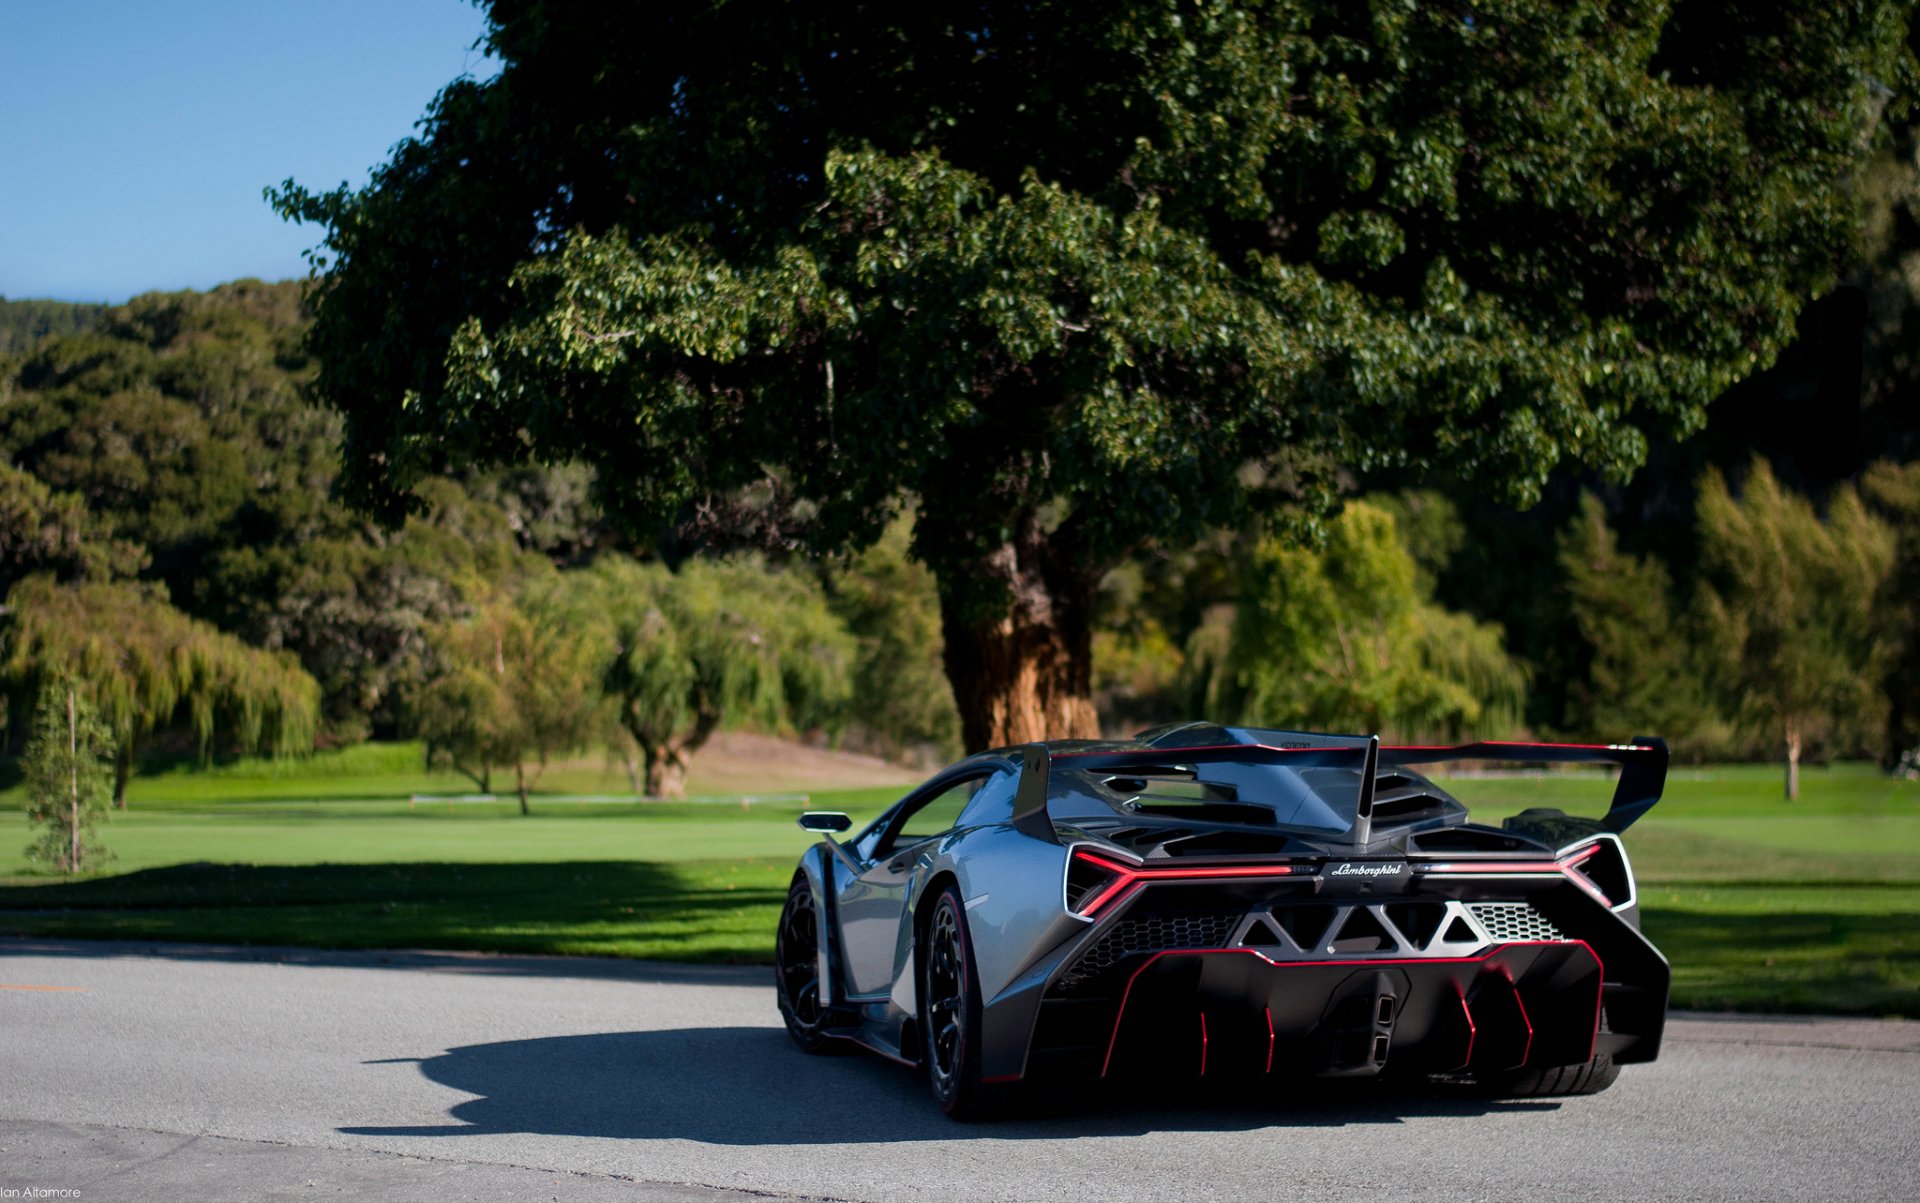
<box><xmin>2</xmin><ymin>938</ymin><xmax>1915</xmax><ymax>1202</ymax></box>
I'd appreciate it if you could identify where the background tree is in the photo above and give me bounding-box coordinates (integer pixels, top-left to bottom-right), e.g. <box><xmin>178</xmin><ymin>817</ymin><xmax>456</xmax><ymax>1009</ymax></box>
<box><xmin>1697</xmin><ymin>462</ymin><xmax>1896</xmax><ymax>798</ymax></box>
<box><xmin>20</xmin><ymin>681</ymin><xmax>114</xmax><ymax>874</ymax></box>
<box><xmin>0</xmin><ymin>463</ymin><xmax>143</xmax><ymax>593</ymax></box>
<box><xmin>820</xmin><ymin>519</ymin><xmax>961</xmax><ymax>764</ymax></box>
<box><xmin>1556</xmin><ymin>494</ymin><xmax>1707</xmax><ymax>744</ymax></box>
<box><xmin>1861</xmin><ymin>461</ymin><xmax>1920</xmax><ymax>763</ymax></box>
<box><xmin>558</xmin><ymin>557</ymin><xmax>855</xmax><ymax>798</ymax></box>
<box><xmin>414</xmin><ymin>589</ymin><xmax>605</xmax><ymax>813</ymax></box>
<box><xmin>273</xmin><ymin>0</ymin><xmax>1912</xmax><ymax>751</ymax></box>
<box><xmin>1</xmin><ymin>577</ymin><xmax>320</xmax><ymax>805</ymax></box>
<box><xmin>1192</xmin><ymin>500</ymin><xmax>1525</xmax><ymax>739</ymax></box>
<box><xmin>0</xmin><ymin>297</ymin><xmax>106</xmax><ymax>355</ymax></box>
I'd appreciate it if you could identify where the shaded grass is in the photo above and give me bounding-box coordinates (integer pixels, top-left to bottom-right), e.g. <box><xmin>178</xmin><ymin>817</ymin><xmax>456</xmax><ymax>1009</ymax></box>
<box><xmin>0</xmin><ymin>860</ymin><xmax>790</xmax><ymax>963</ymax></box>
<box><xmin>1644</xmin><ymin>886</ymin><xmax>1920</xmax><ymax>1017</ymax></box>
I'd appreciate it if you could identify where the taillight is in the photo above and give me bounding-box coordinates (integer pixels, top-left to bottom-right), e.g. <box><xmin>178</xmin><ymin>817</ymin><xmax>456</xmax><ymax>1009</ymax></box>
<box><xmin>1560</xmin><ymin>837</ymin><xmax>1633</xmax><ymax>909</ymax></box>
<box><xmin>1063</xmin><ymin>848</ymin><xmax>1297</xmax><ymax>920</ymax></box>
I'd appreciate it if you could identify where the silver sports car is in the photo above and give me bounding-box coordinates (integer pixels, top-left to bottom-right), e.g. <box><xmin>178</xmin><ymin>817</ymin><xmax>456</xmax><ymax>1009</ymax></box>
<box><xmin>775</xmin><ymin>723</ymin><xmax>1670</xmax><ymax>1118</ymax></box>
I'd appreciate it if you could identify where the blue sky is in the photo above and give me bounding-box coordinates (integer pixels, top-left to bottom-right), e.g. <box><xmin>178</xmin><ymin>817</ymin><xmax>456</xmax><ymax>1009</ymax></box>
<box><xmin>1</xmin><ymin>1</ymin><xmax>494</xmax><ymax>302</ymax></box>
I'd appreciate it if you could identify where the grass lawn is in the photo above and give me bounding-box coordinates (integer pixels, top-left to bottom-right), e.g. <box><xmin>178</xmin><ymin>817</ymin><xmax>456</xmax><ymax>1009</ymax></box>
<box><xmin>0</xmin><ymin>752</ymin><xmax>1913</xmax><ymax>1017</ymax></box>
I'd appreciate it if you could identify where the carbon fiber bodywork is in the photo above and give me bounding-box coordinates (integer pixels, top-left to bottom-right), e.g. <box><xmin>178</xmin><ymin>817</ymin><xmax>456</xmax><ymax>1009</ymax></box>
<box><xmin>782</xmin><ymin>724</ymin><xmax>1670</xmax><ymax>1091</ymax></box>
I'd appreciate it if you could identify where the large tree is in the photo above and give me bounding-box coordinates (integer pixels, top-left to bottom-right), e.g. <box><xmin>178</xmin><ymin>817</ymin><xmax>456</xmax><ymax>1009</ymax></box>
<box><xmin>1696</xmin><ymin>462</ymin><xmax>1896</xmax><ymax>798</ymax></box>
<box><xmin>274</xmin><ymin>1</ymin><xmax>1911</xmax><ymax>749</ymax></box>
<box><xmin>2</xmin><ymin>577</ymin><xmax>321</xmax><ymax>805</ymax></box>
<box><xmin>550</xmin><ymin>556</ymin><xmax>854</xmax><ymax>798</ymax></box>
<box><xmin>413</xmin><ymin>587</ymin><xmax>605</xmax><ymax>813</ymax></box>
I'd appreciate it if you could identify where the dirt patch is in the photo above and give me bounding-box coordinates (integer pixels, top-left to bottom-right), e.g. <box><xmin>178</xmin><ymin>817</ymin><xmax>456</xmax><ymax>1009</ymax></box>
<box><xmin>682</xmin><ymin>731</ymin><xmax>919</xmax><ymax>795</ymax></box>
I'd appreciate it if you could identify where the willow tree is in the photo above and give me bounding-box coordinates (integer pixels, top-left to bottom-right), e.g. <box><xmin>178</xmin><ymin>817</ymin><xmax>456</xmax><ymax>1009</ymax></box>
<box><xmin>2</xmin><ymin>577</ymin><xmax>321</xmax><ymax>805</ymax></box>
<box><xmin>274</xmin><ymin>1</ymin><xmax>1911</xmax><ymax>750</ymax></box>
<box><xmin>550</xmin><ymin>556</ymin><xmax>854</xmax><ymax>798</ymax></box>
<box><xmin>1697</xmin><ymin>462</ymin><xmax>1896</xmax><ymax>799</ymax></box>
<box><xmin>1193</xmin><ymin>500</ymin><xmax>1525</xmax><ymax>739</ymax></box>
<box><xmin>413</xmin><ymin>589</ymin><xmax>605</xmax><ymax>814</ymax></box>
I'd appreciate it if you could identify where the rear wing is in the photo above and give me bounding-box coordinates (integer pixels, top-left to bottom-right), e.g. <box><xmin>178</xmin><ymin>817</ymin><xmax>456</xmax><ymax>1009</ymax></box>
<box><xmin>1009</xmin><ymin>735</ymin><xmax>1669</xmax><ymax>845</ymax></box>
<box><xmin>1379</xmin><ymin>737</ymin><xmax>1670</xmax><ymax>834</ymax></box>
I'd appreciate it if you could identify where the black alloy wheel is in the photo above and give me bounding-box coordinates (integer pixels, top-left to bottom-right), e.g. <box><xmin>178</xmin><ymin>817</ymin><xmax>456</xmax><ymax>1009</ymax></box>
<box><xmin>920</xmin><ymin>886</ymin><xmax>1005</xmax><ymax>1119</ymax></box>
<box><xmin>775</xmin><ymin>873</ymin><xmax>837</xmax><ymax>1053</ymax></box>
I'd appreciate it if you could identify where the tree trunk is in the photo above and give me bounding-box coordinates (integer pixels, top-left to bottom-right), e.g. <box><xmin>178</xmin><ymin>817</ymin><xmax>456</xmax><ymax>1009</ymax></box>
<box><xmin>642</xmin><ymin>744</ymin><xmax>689</xmax><ymax>798</ymax></box>
<box><xmin>622</xmin><ymin>747</ymin><xmax>642</xmax><ymax>794</ymax></box>
<box><xmin>514</xmin><ymin>759</ymin><xmax>531</xmax><ymax>815</ymax></box>
<box><xmin>1785</xmin><ymin>725</ymin><xmax>1802</xmax><ymax>801</ymax></box>
<box><xmin>937</xmin><ymin>526</ymin><xmax>1101</xmax><ymax>752</ymax></box>
<box><xmin>112</xmin><ymin>742</ymin><xmax>131</xmax><ymax>810</ymax></box>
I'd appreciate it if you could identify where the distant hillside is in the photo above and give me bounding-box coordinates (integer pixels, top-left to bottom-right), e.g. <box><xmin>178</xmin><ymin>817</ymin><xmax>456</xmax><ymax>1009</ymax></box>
<box><xmin>0</xmin><ymin>297</ymin><xmax>109</xmax><ymax>354</ymax></box>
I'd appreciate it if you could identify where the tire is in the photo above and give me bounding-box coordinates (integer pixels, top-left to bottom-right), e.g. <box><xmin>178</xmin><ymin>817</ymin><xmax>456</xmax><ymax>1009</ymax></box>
<box><xmin>774</xmin><ymin>872</ymin><xmax>842</xmax><ymax>1054</ymax></box>
<box><xmin>1483</xmin><ymin>1053</ymin><xmax>1620</xmax><ymax>1097</ymax></box>
<box><xmin>919</xmin><ymin>886</ymin><xmax>1008</xmax><ymax>1120</ymax></box>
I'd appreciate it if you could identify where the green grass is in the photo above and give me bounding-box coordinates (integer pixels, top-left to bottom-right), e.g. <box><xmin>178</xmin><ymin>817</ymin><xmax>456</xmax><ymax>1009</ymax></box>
<box><xmin>0</xmin><ymin>755</ymin><xmax>1914</xmax><ymax>1017</ymax></box>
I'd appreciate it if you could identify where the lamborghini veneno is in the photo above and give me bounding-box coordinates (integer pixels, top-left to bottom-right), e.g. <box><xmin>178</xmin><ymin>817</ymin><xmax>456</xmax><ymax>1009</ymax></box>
<box><xmin>774</xmin><ymin>723</ymin><xmax>1670</xmax><ymax>1117</ymax></box>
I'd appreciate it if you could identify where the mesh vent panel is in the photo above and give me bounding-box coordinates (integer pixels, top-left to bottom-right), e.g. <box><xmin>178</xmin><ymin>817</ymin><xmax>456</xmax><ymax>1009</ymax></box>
<box><xmin>1467</xmin><ymin>902</ymin><xmax>1564</xmax><ymax>943</ymax></box>
<box><xmin>1054</xmin><ymin>911</ymin><xmax>1240</xmax><ymax>992</ymax></box>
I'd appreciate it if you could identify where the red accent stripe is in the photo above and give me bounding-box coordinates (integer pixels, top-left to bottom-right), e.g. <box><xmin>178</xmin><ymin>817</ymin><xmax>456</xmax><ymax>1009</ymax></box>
<box><xmin>1053</xmin><ymin>742</ymin><xmax>1348</xmax><ymax>759</ymax></box>
<box><xmin>1053</xmin><ymin>739</ymin><xmax>1655</xmax><ymax>759</ymax></box>
<box><xmin>1500</xmin><ymin>967</ymin><xmax>1535</xmax><ymax>1068</ymax></box>
<box><xmin>1424</xmin><ymin>841</ymin><xmax>1614</xmax><ymax>906</ymax></box>
<box><xmin>1199</xmin><ymin>1012</ymin><xmax>1209</xmax><ymax>1077</ymax></box>
<box><xmin>1452</xmin><ymin>986</ymin><xmax>1477</xmax><ymax>1072</ymax></box>
<box><xmin>1098</xmin><ymin>941</ymin><xmax>1602</xmax><ymax>1079</ymax></box>
<box><xmin>1072</xmin><ymin>851</ymin><xmax>1296</xmax><ymax>919</ymax></box>
<box><xmin>1385</xmin><ymin>740</ymin><xmax>1654</xmax><ymax>752</ymax></box>
<box><xmin>1264</xmin><ymin>1006</ymin><xmax>1275</xmax><ymax>1075</ymax></box>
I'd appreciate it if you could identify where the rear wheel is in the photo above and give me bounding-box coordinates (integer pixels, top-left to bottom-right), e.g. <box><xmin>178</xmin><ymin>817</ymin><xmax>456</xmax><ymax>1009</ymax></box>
<box><xmin>920</xmin><ymin>887</ymin><xmax>1008</xmax><ymax>1119</ymax></box>
<box><xmin>1483</xmin><ymin>1053</ymin><xmax>1620</xmax><ymax>1097</ymax></box>
<box><xmin>775</xmin><ymin>873</ymin><xmax>840</xmax><ymax>1054</ymax></box>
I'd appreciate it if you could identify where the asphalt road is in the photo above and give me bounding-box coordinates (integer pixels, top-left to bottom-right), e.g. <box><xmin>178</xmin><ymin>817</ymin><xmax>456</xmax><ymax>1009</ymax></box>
<box><xmin>2</xmin><ymin>938</ymin><xmax>1915</xmax><ymax>1203</ymax></box>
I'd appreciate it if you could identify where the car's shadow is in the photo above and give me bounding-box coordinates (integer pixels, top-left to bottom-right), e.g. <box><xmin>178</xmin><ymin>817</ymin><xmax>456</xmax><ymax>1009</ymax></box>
<box><xmin>340</xmin><ymin>1026</ymin><xmax>1555</xmax><ymax>1143</ymax></box>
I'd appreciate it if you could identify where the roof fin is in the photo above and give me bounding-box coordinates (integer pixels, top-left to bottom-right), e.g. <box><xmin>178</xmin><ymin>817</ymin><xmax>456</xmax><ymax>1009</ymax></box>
<box><xmin>1350</xmin><ymin>735</ymin><xmax>1380</xmax><ymax>848</ymax></box>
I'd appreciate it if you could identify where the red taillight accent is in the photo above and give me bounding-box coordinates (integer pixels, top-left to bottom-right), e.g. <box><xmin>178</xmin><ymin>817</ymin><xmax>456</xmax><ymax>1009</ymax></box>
<box><xmin>1422</xmin><ymin>841</ymin><xmax>1613</xmax><ymax>906</ymax></box>
<box><xmin>1070</xmin><ymin>850</ymin><xmax>1296</xmax><ymax>919</ymax></box>
<box><xmin>1198</xmin><ymin>1012</ymin><xmax>1209</xmax><ymax>1077</ymax></box>
<box><xmin>1264</xmin><ymin>1006</ymin><xmax>1275</xmax><ymax>1074</ymax></box>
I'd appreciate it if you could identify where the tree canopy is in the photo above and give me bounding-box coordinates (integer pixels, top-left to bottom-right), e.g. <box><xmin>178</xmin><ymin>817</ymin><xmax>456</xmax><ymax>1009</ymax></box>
<box><xmin>1191</xmin><ymin>499</ymin><xmax>1525</xmax><ymax>738</ymax></box>
<box><xmin>1696</xmin><ymin>461</ymin><xmax>1896</xmax><ymax>797</ymax></box>
<box><xmin>275</xmin><ymin>0</ymin><xmax>1916</xmax><ymax>750</ymax></box>
<box><xmin>2</xmin><ymin>577</ymin><xmax>321</xmax><ymax>804</ymax></box>
<box><xmin>546</xmin><ymin>556</ymin><xmax>855</xmax><ymax>797</ymax></box>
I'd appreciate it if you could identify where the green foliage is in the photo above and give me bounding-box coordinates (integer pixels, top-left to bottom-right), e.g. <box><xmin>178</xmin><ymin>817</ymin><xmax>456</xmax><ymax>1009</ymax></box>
<box><xmin>0</xmin><ymin>297</ymin><xmax>107</xmax><ymax>355</ymax></box>
<box><xmin>20</xmin><ymin>683</ymin><xmax>113</xmax><ymax>874</ymax></box>
<box><xmin>1557</xmin><ymin>494</ymin><xmax>1707</xmax><ymax>743</ymax></box>
<box><xmin>546</xmin><ymin>556</ymin><xmax>856</xmax><ymax>796</ymax></box>
<box><xmin>822</xmin><ymin>520</ymin><xmax>961</xmax><ymax>762</ymax></box>
<box><xmin>413</xmin><ymin>587</ymin><xmax>606</xmax><ymax>812</ymax></box>
<box><xmin>0</xmin><ymin>462</ymin><xmax>143</xmax><ymax>592</ymax></box>
<box><xmin>272</xmin><ymin>1</ymin><xmax>1912</xmax><ymax>746</ymax></box>
<box><xmin>1697</xmin><ymin>461</ymin><xmax>1897</xmax><ymax>795</ymax></box>
<box><xmin>1</xmin><ymin>577</ymin><xmax>321</xmax><ymax>803</ymax></box>
<box><xmin>1196</xmin><ymin>500</ymin><xmax>1525</xmax><ymax>739</ymax></box>
<box><xmin>1860</xmin><ymin>461</ymin><xmax>1920</xmax><ymax>764</ymax></box>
